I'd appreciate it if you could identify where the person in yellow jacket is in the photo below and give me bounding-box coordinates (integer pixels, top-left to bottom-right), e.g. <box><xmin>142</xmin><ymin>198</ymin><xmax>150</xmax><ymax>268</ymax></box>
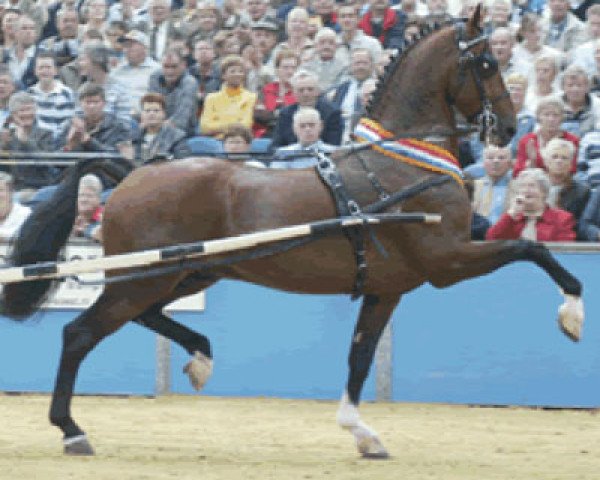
<box><xmin>199</xmin><ymin>54</ymin><xmax>257</xmax><ymax>137</ymax></box>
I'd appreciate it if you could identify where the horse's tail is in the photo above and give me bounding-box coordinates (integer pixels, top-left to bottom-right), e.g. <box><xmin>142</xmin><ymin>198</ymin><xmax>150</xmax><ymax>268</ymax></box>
<box><xmin>0</xmin><ymin>158</ymin><xmax>133</xmax><ymax>321</ymax></box>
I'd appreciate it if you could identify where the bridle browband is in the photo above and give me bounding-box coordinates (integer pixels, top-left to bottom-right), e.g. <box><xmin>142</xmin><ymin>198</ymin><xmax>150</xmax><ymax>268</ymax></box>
<box><xmin>447</xmin><ymin>21</ymin><xmax>510</xmax><ymax>142</ymax></box>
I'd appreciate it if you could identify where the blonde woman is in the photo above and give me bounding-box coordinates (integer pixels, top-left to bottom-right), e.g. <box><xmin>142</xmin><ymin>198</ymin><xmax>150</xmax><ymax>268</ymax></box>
<box><xmin>541</xmin><ymin>137</ymin><xmax>590</xmax><ymax>231</ymax></box>
<box><xmin>523</xmin><ymin>54</ymin><xmax>560</xmax><ymax>113</ymax></box>
<box><xmin>486</xmin><ymin>167</ymin><xmax>576</xmax><ymax>241</ymax></box>
<box><xmin>514</xmin><ymin>97</ymin><xmax>579</xmax><ymax>177</ymax></box>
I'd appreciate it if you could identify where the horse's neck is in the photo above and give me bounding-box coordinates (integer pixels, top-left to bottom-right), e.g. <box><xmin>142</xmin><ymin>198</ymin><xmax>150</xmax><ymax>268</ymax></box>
<box><xmin>368</xmin><ymin>31</ymin><xmax>457</xmax><ymax>153</ymax></box>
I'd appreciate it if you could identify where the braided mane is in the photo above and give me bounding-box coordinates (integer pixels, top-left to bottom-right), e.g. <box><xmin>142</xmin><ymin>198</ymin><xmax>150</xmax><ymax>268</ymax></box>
<box><xmin>366</xmin><ymin>20</ymin><xmax>456</xmax><ymax>116</ymax></box>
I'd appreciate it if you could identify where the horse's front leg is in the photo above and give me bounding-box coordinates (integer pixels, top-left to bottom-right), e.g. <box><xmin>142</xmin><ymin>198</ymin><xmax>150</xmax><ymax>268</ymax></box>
<box><xmin>337</xmin><ymin>293</ymin><xmax>400</xmax><ymax>459</ymax></box>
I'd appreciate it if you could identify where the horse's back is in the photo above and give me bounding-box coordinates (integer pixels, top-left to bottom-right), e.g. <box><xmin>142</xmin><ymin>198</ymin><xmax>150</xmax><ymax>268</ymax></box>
<box><xmin>101</xmin><ymin>158</ymin><xmax>337</xmax><ymax>256</ymax></box>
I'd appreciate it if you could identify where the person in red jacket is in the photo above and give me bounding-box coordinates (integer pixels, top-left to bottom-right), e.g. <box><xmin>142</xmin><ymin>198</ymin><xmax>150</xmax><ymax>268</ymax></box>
<box><xmin>514</xmin><ymin>97</ymin><xmax>579</xmax><ymax>178</ymax></box>
<box><xmin>486</xmin><ymin>167</ymin><xmax>576</xmax><ymax>241</ymax></box>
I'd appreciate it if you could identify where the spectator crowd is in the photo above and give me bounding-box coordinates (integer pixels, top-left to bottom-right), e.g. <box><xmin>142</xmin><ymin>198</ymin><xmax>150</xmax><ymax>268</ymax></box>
<box><xmin>0</xmin><ymin>0</ymin><xmax>600</xmax><ymax>243</ymax></box>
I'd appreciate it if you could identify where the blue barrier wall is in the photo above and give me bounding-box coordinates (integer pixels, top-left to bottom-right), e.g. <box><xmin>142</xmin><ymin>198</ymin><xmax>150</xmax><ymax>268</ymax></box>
<box><xmin>1</xmin><ymin>252</ymin><xmax>599</xmax><ymax>407</ymax></box>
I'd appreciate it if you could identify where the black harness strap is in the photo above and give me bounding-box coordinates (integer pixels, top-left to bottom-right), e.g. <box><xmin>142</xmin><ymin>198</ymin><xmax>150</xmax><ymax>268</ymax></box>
<box><xmin>313</xmin><ymin>150</ymin><xmax>368</xmax><ymax>299</ymax></box>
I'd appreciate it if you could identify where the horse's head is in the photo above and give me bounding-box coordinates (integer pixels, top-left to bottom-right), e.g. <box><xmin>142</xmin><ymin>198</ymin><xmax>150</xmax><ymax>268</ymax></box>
<box><xmin>447</xmin><ymin>5</ymin><xmax>516</xmax><ymax>145</ymax></box>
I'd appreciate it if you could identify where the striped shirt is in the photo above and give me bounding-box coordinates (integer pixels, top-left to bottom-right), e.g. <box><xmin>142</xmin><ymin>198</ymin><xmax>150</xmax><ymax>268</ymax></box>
<box><xmin>27</xmin><ymin>81</ymin><xmax>76</xmax><ymax>139</ymax></box>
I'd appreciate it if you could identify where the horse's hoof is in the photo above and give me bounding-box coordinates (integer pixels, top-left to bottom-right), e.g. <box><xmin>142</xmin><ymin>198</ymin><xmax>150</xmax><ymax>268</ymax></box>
<box><xmin>357</xmin><ymin>435</ymin><xmax>389</xmax><ymax>459</ymax></box>
<box><xmin>183</xmin><ymin>351</ymin><xmax>213</xmax><ymax>391</ymax></box>
<box><xmin>63</xmin><ymin>434</ymin><xmax>94</xmax><ymax>455</ymax></box>
<box><xmin>558</xmin><ymin>294</ymin><xmax>584</xmax><ymax>342</ymax></box>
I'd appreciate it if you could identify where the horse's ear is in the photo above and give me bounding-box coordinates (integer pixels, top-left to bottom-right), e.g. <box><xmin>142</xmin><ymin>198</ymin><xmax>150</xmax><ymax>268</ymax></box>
<box><xmin>467</xmin><ymin>3</ymin><xmax>483</xmax><ymax>34</ymax></box>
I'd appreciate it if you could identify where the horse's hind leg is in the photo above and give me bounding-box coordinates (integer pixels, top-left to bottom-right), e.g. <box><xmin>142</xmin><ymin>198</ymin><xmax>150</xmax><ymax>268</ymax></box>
<box><xmin>48</xmin><ymin>287</ymin><xmax>162</xmax><ymax>455</ymax></box>
<box><xmin>428</xmin><ymin>239</ymin><xmax>584</xmax><ymax>340</ymax></box>
<box><xmin>134</xmin><ymin>307</ymin><xmax>214</xmax><ymax>391</ymax></box>
<box><xmin>337</xmin><ymin>293</ymin><xmax>400</xmax><ymax>459</ymax></box>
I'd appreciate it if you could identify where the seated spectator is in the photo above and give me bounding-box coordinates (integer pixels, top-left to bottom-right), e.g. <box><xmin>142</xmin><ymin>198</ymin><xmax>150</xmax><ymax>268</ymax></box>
<box><xmin>189</xmin><ymin>38</ymin><xmax>221</xmax><ymax>110</ymax></box>
<box><xmin>59</xmin><ymin>30</ymin><xmax>106</xmax><ymax>92</ymax></box>
<box><xmin>560</xmin><ymin>65</ymin><xmax>600</xmax><ymax>137</ymax></box>
<box><xmin>269</xmin><ymin>7</ymin><xmax>312</xmax><ymax>65</ymax></box>
<box><xmin>489</xmin><ymin>27</ymin><xmax>529</xmax><ymax>81</ymax></box>
<box><xmin>541</xmin><ymin>0</ymin><xmax>587</xmax><ymax>53</ymax></box>
<box><xmin>0</xmin><ymin>92</ymin><xmax>56</xmax><ymax>195</ymax></box>
<box><xmin>506</xmin><ymin>73</ymin><xmax>536</xmax><ymax>158</ymax></box>
<box><xmin>483</xmin><ymin>0</ymin><xmax>512</xmax><ymax>34</ymax></box>
<box><xmin>542</xmin><ymin>138</ymin><xmax>590</xmax><ymax>235</ymax></box>
<box><xmin>200</xmin><ymin>54</ymin><xmax>256</xmax><ymax>137</ymax></box>
<box><xmin>3</xmin><ymin>14</ymin><xmax>40</xmax><ymax>88</ymax></box>
<box><xmin>112</xmin><ymin>29</ymin><xmax>161</xmax><ymax>116</ymax></box>
<box><xmin>326</xmin><ymin>48</ymin><xmax>375</xmax><ymax>143</ymax></box>
<box><xmin>576</xmin><ymin>128</ymin><xmax>600</xmax><ymax>185</ymax></box>
<box><xmin>486</xmin><ymin>168</ymin><xmax>576</xmax><ymax>241</ymax></box>
<box><xmin>472</xmin><ymin>144</ymin><xmax>513</xmax><ymax>225</ymax></box>
<box><xmin>149</xmin><ymin>48</ymin><xmax>199</xmax><ymax>137</ymax></box>
<box><xmin>570</xmin><ymin>4</ymin><xmax>600</xmax><ymax>76</ymax></box>
<box><xmin>1</xmin><ymin>7</ymin><xmax>20</xmax><ymax>51</ymax></box>
<box><xmin>78</xmin><ymin>43</ymin><xmax>132</xmax><ymax>123</ymax></box>
<box><xmin>301</xmin><ymin>27</ymin><xmax>349</xmax><ymax>91</ymax></box>
<box><xmin>27</xmin><ymin>52</ymin><xmax>76</xmax><ymax>140</ymax></box>
<box><xmin>524</xmin><ymin>55</ymin><xmax>560</xmax><ymax>113</ymax></box>
<box><xmin>250</xmin><ymin>18</ymin><xmax>279</xmax><ymax>65</ymax></box>
<box><xmin>58</xmin><ymin>82</ymin><xmax>133</xmax><ymax>160</ymax></box>
<box><xmin>133</xmin><ymin>93</ymin><xmax>191</xmax><ymax>163</ymax></box>
<box><xmin>358</xmin><ymin>0</ymin><xmax>406</xmax><ymax>52</ymax></box>
<box><xmin>514</xmin><ymin>97</ymin><xmax>579</xmax><ymax>178</ymax></box>
<box><xmin>184</xmin><ymin>0</ymin><xmax>222</xmax><ymax>41</ymax></box>
<box><xmin>38</xmin><ymin>7</ymin><xmax>80</xmax><ymax>68</ymax></box>
<box><xmin>107</xmin><ymin>0</ymin><xmax>149</xmax><ymax>28</ymax></box>
<box><xmin>141</xmin><ymin>0</ymin><xmax>179</xmax><ymax>61</ymax></box>
<box><xmin>256</xmin><ymin>49</ymin><xmax>299</xmax><ymax>135</ymax></box>
<box><xmin>513</xmin><ymin>13</ymin><xmax>564</xmax><ymax>76</ymax></box>
<box><xmin>337</xmin><ymin>2</ymin><xmax>382</xmax><ymax>65</ymax></box>
<box><xmin>578</xmin><ymin>187</ymin><xmax>600</xmax><ymax>241</ymax></box>
<box><xmin>223</xmin><ymin>123</ymin><xmax>253</xmax><ymax>154</ymax></box>
<box><xmin>79</xmin><ymin>0</ymin><xmax>109</xmax><ymax>39</ymax></box>
<box><xmin>590</xmin><ymin>39</ymin><xmax>600</xmax><ymax>94</ymax></box>
<box><xmin>71</xmin><ymin>173</ymin><xmax>103</xmax><ymax>242</ymax></box>
<box><xmin>0</xmin><ymin>65</ymin><xmax>16</xmax><ymax>127</ymax></box>
<box><xmin>0</xmin><ymin>172</ymin><xmax>31</xmax><ymax>241</ymax></box>
<box><xmin>271</xmin><ymin>69</ymin><xmax>343</xmax><ymax>147</ymax></box>
<box><xmin>271</xmin><ymin>106</ymin><xmax>336</xmax><ymax>169</ymax></box>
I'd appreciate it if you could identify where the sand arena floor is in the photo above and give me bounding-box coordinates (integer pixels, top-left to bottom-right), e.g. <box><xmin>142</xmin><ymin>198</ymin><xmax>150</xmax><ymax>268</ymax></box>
<box><xmin>0</xmin><ymin>394</ymin><xmax>598</xmax><ymax>480</ymax></box>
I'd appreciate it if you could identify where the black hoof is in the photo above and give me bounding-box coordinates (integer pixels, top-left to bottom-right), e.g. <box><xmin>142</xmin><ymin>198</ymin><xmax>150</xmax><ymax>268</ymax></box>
<box><xmin>64</xmin><ymin>435</ymin><xmax>95</xmax><ymax>455</ymax></box>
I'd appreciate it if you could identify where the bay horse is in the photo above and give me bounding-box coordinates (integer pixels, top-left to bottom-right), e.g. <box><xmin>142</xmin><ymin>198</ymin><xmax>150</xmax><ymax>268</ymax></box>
<box><xmin>0</xmin><ymin>7</ymin><xmax>584</xmax><ymax>459</ymax></box>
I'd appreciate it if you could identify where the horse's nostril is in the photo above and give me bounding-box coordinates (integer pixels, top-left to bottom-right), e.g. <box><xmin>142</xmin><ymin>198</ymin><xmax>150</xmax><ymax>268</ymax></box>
<box><xmin>506</xmin><ymin>126</ymin><xmax>516</xmax><ymax>137</ymax></box>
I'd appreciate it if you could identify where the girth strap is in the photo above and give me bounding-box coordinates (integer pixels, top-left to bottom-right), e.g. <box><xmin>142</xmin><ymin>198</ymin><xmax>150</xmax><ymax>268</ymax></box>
<box><xmin>313</xmin><ymin>150</ymin><xmax>368</xmax><ymax>300</ymax></box>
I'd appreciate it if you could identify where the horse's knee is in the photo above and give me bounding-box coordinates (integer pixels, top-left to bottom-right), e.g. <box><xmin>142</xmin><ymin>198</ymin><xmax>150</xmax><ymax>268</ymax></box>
<box><xmin>62</xmin><ymin>319</ymin><xmax>98</xmax><ymax>357</ymax></box>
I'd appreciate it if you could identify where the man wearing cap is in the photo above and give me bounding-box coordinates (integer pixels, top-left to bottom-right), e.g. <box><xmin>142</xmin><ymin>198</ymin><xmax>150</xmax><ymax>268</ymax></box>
<box><xmin>148</xmin><ymin>47</ymin><xmax>199</xmax><ymax>136</ymax></box>
<box><xmin>78</xmin><ymin>42</ymin><xmax>133</xmax><ymax>123</ymax></box>
<box><xmin>111</xmin><ymin>29</ymin><xmax>160</xmax><ymax>114</ymax></box>
<box><xmin>251</xmin><ymin>18</ymin><xmax>280</xmax><ymax>64</ymax></box>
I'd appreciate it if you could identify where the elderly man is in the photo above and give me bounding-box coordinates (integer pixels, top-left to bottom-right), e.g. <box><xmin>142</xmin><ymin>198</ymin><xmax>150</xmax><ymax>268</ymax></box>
<box><xmin>472</xmin><ymin>144</ymin><xmax>513</xmax><ymax>225</ymax></box>
<box><xmin>111</xmin><ymin>29</ymin><xmax>160</xmax><ymax>115</ymax></box>
<box><xmin>39</xmin><ymin>7</ymin><xmax>80</xmax><ymax>67</ymax></box>
<box><xmin>148</xmin><ymin>47</ymin><xmax>199</xmax><ymax>136</ymax></box>
<box><xmin>272</xmin><ymin>107</ymin><xmax>337</xmax><ymax>169</ymax></box>
<box><xmin>542</xmin><ymin>0</ymin><xmax>587</xmax><ymax>52</ymax></box>
<box><xmin>251</xmin><ymin>19</ymin><xmax>280</xmax><ymax>63</ymax></box>
<box><xmin>489</xmin><ymin>28</ymin><xmax>529</xmax><ymax>81</ymax></box>
<box><xmin>302</xmin><ymin>27</ymin><xmax>348</xmax><ymax>90</ymax></box>
<box><xmin>326</xmin><ymin>48</ymin><xmax>375</xmax><ymax>142</ymax></box>
<box><xmin>0</xmin><ymin>91</ymin><xmax>56</xmax><ymax>193</ymax></box>
<box><xmin>272</xmin><ymin>69</ymin><xmax>343</xmax><ymax>147</ymax></box>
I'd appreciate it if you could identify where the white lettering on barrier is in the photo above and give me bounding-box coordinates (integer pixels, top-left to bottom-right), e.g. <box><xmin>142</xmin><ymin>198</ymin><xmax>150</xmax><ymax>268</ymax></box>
<box><xmin>0</xmin><ymin>243</ymin><xmax>204</xmax><ymax>312</ymax></box>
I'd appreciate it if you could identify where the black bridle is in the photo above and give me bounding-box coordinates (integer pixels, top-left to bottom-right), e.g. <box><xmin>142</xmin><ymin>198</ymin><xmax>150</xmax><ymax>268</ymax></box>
<box><xmin>447</xmin><ymin>22</ymin><xmax>511</xmax><ymax>142</ymax></box>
